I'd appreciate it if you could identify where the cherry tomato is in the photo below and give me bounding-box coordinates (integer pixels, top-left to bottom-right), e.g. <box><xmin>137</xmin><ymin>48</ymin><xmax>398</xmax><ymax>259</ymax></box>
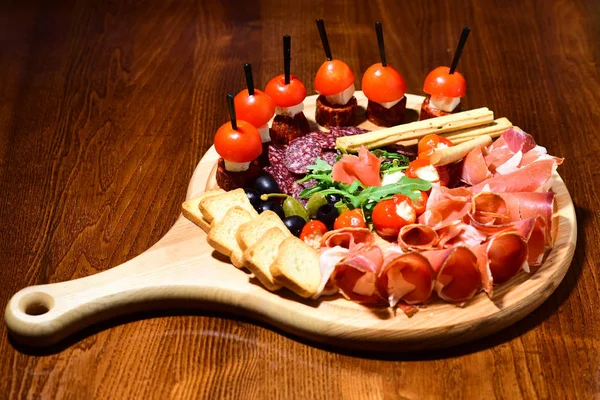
<box><xmin>333</xmin><ymin>209</ymin><xmax>366</xmax><ymax>230</ymax></box>
<box><xmin>214</xmin><ymin>120</ymin><xmax>262</xmax><ymax>163</ymax></box>
<box><xmin>406</xmin><ymin>157</ymin><xmax>450</xmax><ymax>186</ymax></box>
<box><xmin>314</xmin><ymin>60</ymin><xmax>355</xmax><ymax>96</ymax></box>
<box><xmin>371</xmin><ymin>194</ymin><xmax>416</xmax><ymax>237</ymax></box>
<box><xmin>265</xmin><ymin>74</ymin><xmax>307</xmax><ymax>107</ymax></box>
<box><xmin>423</xmin><ymin>66</ymin><xmax>466</xmax><ymax>98</ymax></box>
<box><xmin>361</xmin><ymin>63</ymin><xmax>406</xmax><ymax>103</ymax></box>
<box><xmin>299</xmin><ymin>220</ymin><xmax>329</xmax><ymax>247</ymax></box>
<box><xmin>418</xmin><ymin>134</ymin><xmax>454</xmax><ymax>158</ymax></box>
<box><xmin>411</xmin><ymin>191</ymin><xmax>429</xmax><ymax>216</ymax></box>
<box><xmin>234</xmin><ymin>89</ymin><xmax>275</xmax><ymax>128</ymax></box>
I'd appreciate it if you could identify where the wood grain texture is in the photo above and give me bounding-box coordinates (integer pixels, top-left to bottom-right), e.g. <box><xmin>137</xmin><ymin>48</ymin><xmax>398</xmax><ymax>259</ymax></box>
<box><xmin>4</xmin><ymin>92</ymin><xmax>576</xmax><ymax>352</ymax></box>
<box><xmin>0</xmin><ymin>0</ymin><xmax>598</xmax><ymax>399</ymax></box>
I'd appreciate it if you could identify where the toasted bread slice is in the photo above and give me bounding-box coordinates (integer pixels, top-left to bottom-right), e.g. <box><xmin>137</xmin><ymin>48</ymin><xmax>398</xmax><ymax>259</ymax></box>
<box><xmin>270</xmin><ymin>236</ymin><xmax>321</xmax><ymax>298</ymax></box>
<box><xmin>199</xmin><ymin>188</ymin><xmax>257</xmax><ymax>224</ymax></box>
<box><xmin>236</xmin><ymin>210</ymin><xmax>290</xmax><ymax>251</ymax></box>
<box><xmin>243</xmin><ymin>227</ymin><xmax>287</xmax><ymax>291</ymax></box>
<box><xmin>207</xmin><ymin>206</ymin><xmax>254</xmax><ymax>258</ymax></box>
<box><xmin>230</xmin><ymin>247</ymin><xmax>246</xmax><ymax>269</ymax></box>
<box><xmin>181</xmin><ymin>189</ymin><xmax>225</xmax><ymax>233</ymax></box>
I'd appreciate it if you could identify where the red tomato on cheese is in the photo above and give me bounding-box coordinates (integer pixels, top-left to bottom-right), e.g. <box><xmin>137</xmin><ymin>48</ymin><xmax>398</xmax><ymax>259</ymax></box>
<box><xmin>361</xmin><ymin>63</ymin><xmax>406</xmax><ymax>103</ymax></box>
<box><xmin>234</xmin><ymin>89</ymin><xmax>275</xmax><ymax>128</ymax></box>
<box><xmin>406</xmin><ymin>157</ymin><xmax>450</xmax><ymax>186</ymax></box>
<box><xmin>423</xmin><ymin>66</ymin><xmax>466</xmax><ymax>98</ymax></box>
<box><xmin>265</xmin><ymin>74</ymin><xmax>307</xmax><ymax>107</ymax></box>
<box><xmin>214</xmin><ymin>120</ymin><xmax>262</xmax><ymax>163</ymax></box>
<box><xmin>334</xmin><ymin>209</ymin><xmax>366</xmax><ymax>230</ymax></box>
<box><xmin>314</xmin><ymin>60</ymin><xmax>355</xmax><ymax>96</ymax></box>
<box><xmin>371</xmin><ymin>195</ymin><xmax>416</xmax><ymax>237</ymax></box>
<box><xmin>418</xmin><ymin>134</ymin><xmax>454</xmax><ymax>158</ymax></box>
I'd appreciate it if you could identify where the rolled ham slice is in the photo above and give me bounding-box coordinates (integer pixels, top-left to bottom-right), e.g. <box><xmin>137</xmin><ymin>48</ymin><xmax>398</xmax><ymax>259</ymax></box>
<box><xmin>332</xmin><ymin>242</ymin><xmax>384</xmax><ymax>305</ymax></box>
<box><xmin>476</xmin><ymin>231</ymin><xmax>529</xmax><ymax>288</ymax></box>
<box><xmin>419</xmin><ymin>186</ymin><xmax>472</xmax><ymax>230</ymax></box>
<box><xmin>398</xmin><ymin>224</ymin><xmax>439</xmax><ymax>252</ymax></box>
<box><xmin>469</xmin><ymin>191</ymin><xmax>554</xmax><ymax>239</ymax></box>
<box><xmin>469</xmin><ymin>159</ymin><xmax>558</xmax><ymax>194</ymax></box>
<box><xmin>377</xmin><ymin>253</ymin><xmax>435</xmax><ymax>306</ymax></box>
<box><xmin>313</xmin><ymin>245</ymin><xmax>349</xmax><ymax>299</ymax></box>
<box><xmin>460</xmin><ymin>145</ymin><xmax>492</xmax><ymax>185</ymax></box>
<box><xmin>422</xmin><ymin>247</ymin><xmax>481</xmax><ymax>304</ymax></box>
<box><xmin>320</xmin><ymin>227</ymin><xmax>373</xmax><ymax>249</ymax></box>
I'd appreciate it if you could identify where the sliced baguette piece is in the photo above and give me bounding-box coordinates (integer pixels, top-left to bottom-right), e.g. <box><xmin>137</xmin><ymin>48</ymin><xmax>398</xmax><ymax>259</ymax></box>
<box><xmin>243</xmin><ymin>227</ymin><xmax>287</xmax><ymax>291</ymax></box>
<box><xmin>199</xmin><ymin>188</ymin><xmax>258</xmax><ymax>224</ymax></box>
<box><xmin>230</xmin><ymin>247</ymin><xmax>246</xmax><ymax>269</ymax></box>
<box><xmin>181</xmin><ymin>189</ymin><xmax>225</xmax><ymax>233</ymax></box>
<box><xmin>236</xmin><ymin>210</ymin><xmax>291</xmax><ymax>251</ymax></box>
<box><xmin>270</xmin><ymin>236</ymin><xmax>321</xmax><ymax>298</ymax></box>
<box><xmin>207</xmin><ymin>206</ymin><xmax>254</xmax><ymax>258</ymax></box>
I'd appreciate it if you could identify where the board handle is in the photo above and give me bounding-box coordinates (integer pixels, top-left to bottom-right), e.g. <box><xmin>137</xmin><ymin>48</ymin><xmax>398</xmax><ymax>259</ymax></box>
<box><xmin>4</xmin><ymin>217</ymin><xmax>218</xmax><ymax>347</ymax></box>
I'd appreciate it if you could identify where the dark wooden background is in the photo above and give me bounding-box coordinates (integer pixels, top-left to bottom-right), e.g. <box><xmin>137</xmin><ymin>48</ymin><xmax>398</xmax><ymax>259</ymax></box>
<box><xmin>1</xmin><ymin>0</ymin><xmax>599</xmax><ymax>398</ymax></box>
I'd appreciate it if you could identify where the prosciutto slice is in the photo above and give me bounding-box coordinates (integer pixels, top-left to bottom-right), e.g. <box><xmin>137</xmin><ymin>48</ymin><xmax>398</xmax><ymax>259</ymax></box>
<box><xmin>479</xmin><ymin>231</ymin><xmax>529</xmax><ymax>285</ymax></box>
<box><xmin>469</xmin><ymin>191</ymin><xmax>554</xmax><ymax>238</ymax></box>
<box><xmin>469</xmin><ymin>159</ymin><xmax>558</xmax><ymax>194</ymax></box>
<box><xmin>313</xmin><ymin>246</ymin><xmax>348</xmax><ymax>298</ymax></box>
<box><xmin>498</xmin><ymin>217</ymin><xmax>548</xmax><ymax>266</ymax></box>
<box><xmin>419</xmin><ymin>186</ymin><xmax>472</xmax><ymax>229</ymax></box>
<box><xmin>460</xmin><ymin>146</ymin><xmax>492</xmax><ymax>185</ymax></box>
<box><xmin>321</xmin><ymin>227</ymin><xmax>373</xmax><ymax>249</ymax></box>
<box><xmin>377</xmin><ymin>253</ymin><xmax>435</xmax><ymax>306</ymax></box>
<box><xmin>332</xmin><ymin>242</ymin><xmax>384</xmax><ymax>305</ymax></box>
<box><xmin>421</xmin><ymin>247</ymin><xmax>481</xmax><ymax>304</ymax></box>
<box><xmin>398</xmin><ymin>224</ymin><xmax>439</xmax><ymax>252</ymax></box>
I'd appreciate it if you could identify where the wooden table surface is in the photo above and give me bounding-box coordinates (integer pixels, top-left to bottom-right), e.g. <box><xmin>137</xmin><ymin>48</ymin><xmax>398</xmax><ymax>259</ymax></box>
<box><xmin>1</xmin><ymin>0</ymin><xmax>599</xmax><ymax>398</ymax></box>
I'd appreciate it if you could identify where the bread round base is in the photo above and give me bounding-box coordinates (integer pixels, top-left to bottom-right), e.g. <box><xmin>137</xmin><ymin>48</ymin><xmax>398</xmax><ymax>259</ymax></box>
<box><xmin>419</xmin><ymin>96</ymin><xmax>462</xmax><ymax>121</ymax></box>
<box><xmin>270</xmin><ymin>113</ymin><xmax>310</xmax><ymax>145</ymax></box>
<box><xmin>315</xmin><ymin>95</ymin><xmax>357</xmax><ymax>127</ymax></box>
<box><xmin>215</xmin><ymin>158</ymin><xmax>262</xmax><ymax>191</ymax></box>
<box><xmin>366</xmin><ymin>97</ymin><xmax>407</xmax><ymax>127</ymax></box>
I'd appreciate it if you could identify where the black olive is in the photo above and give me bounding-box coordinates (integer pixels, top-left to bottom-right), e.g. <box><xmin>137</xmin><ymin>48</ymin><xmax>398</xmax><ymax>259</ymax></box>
<box><xmin>254</xmin><ymin>175</ymin><xmax>280</xmax><ymax>195</ymax></box>
<box><xmin>316</xmin><ymin>204</ymin><xmax>339</xmax><ymax>229</ymax></box>
<box><xmin>325</xmin><ymin>193</ymin><xmax>343</xmax><ymax>205</ymax></box>
<box><xmin>258</xmin><ymin>200</ymin><xmax>285</xmax><ymax>219</ymax></box>
<box><xmin>244</xmin><ymin>188</ymin><xmax>261</xmax><ymax>209</ymax></box>
<box><xmin>283</xmin><ymin>216</ymin><xmax>306</xmax><ymax>237</ymax></box>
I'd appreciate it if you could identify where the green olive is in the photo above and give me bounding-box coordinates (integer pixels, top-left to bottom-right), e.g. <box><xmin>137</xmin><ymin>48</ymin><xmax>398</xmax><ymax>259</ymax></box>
<box><xmin>306</xmin><ymin>193</ymin><xmax>328</xmax><ymax>219</ymax></box>
<box><xmin>283</xmin><ymin>196</ymin><xmax>309</xmax><ymax>221</ymax></box>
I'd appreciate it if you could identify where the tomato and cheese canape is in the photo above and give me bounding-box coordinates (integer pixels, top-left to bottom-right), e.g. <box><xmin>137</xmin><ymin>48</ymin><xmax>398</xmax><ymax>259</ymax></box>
<box><xmin>265</xmin><ymin>35</ymin><xmax>309</xmax><ymax>144</ymax></box>
<box><xmin>214</xmin><ymin>94</ymin><xmax>263</xmax><ymax>191</ymax></box>
<box><xmin>420</xmin><ymin>66</ymin><xmax>466</xmax><ymax>120</ymax></box>
<box><xmin>371</xmin><ymin>194</ymin><xmax>416</xmax><ymax>238</ymax></box>
<box><xmin>362</xmin><ymin>22</ymin><xmax>407</xmax><ymax>127</ymax></box>
<box><xmin>234</xmin><ymin>63</ymin><xmax>275</xmax><ymax>143</ymax></box>
<box><xmin>420</xmin><ymin>27</ymin><xmax>471</xmax><ymax>121</ymax></box>
<box><xmin>314</xmin><ymin>19</ymin><xmax>357</xmax><ymax>127</ymax></box>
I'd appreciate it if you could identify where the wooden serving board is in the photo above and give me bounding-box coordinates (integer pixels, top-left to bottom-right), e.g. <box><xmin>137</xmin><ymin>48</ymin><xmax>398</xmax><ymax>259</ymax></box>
<box><xmin>4</xmin><ymin>92</ymin><xmax>577</xmax><ymax>351</ymax></box>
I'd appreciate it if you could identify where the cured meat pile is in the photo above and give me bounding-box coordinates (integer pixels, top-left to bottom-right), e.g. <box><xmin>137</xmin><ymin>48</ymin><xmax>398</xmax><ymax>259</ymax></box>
<box><xmin>264</xmin><ymin>127</ymin><xmax>367</xmax><ymax>202</ymax></box>
<box><xmin>314</xmin><ymin>128</ymin><xmax>563</xmax><ymax>312</ymax></box>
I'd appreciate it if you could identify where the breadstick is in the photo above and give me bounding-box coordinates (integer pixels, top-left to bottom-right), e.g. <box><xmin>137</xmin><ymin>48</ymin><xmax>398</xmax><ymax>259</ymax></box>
<box><xmin>336</xmin><ymin>108</ymin><xmax>493</xmax><ymax>152</ymax></box>
<box><xmin>396</xmin><ymin>117</ymin><xmax>512</xmax><ymax>147</ymax></box>
<box><xmin>429</xmin><ymin>135</ymin><xmax>493</xmax><ymax>166</ymax></box>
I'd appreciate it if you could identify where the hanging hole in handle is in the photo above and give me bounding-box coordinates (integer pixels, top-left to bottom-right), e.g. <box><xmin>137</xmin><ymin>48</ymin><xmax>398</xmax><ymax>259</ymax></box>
<box><xmin>19</xmin><ymin>292</ymin><xmax>55</xmax><ymax>316</ymax></box>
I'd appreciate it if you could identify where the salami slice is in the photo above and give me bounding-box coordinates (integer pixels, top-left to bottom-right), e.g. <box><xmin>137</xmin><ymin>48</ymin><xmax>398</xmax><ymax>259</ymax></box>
<box><xmin>285</xmin><ymin>137</ymin><xmax>322</xmax><ymax>174</ymax></box>
<box><xmin>329</xmin><ymin>126</ymin><xmax>369</xmax><ymax>138</ymax></box>
<box><xmin>321</xmin><ymin>151</ymin><xmax>339</xmax><ymax>166</ymax></box>
<box><xmin>268</xmin><ymin>144</ymin><xmax>287</xmax><ymax>166</ymax></box>
<box><xmin>305</xmin><ymin>131</ymin><xmax>337</xmax><ymax>149</ymax></box>
<box><xmin>264</xmin><ymin>164</ymin><xmax>295</xmax><ymax>194</ymax></box>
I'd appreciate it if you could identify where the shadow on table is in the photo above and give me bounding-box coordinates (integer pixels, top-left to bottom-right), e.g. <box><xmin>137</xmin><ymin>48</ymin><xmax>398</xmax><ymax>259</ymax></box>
<box><xmin>8</xmin><ymin>205</ymin><xmax>588</xmax><ymax>361</ymax></box>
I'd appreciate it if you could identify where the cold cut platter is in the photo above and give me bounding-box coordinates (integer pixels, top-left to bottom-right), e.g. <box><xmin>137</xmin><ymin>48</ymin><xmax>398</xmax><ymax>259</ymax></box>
<box><xmin>5</xmin><ymin>23</ymin><xmax>576</xmax><ymax>351</ymax></box>
<box><xmin>4</xmin><ymin>91</ymin><xmax>576</xmax><ymax>351</ymax></box>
